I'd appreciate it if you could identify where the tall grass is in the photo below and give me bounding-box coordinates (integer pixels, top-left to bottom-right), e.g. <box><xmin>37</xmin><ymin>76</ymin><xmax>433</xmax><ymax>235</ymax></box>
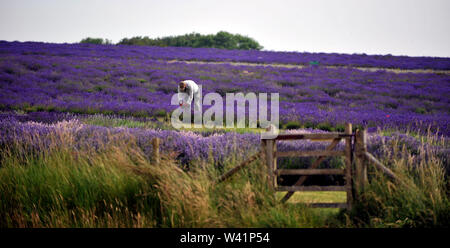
<box><xmin>0</xmin><ymin>122</ymin><xmax>448</xmax><ymax>227</ymax></box>
<box><xmin>0</xmin><ymin>133</ymin><xmax>160</xmax><ymax>227</ymax></box>
<box><xmin>346</xmin><ymin>131</ymin><xmax>449</xmax><ymax>227</ymax></box>
<box><xmin>0</xmin><ymin>128</ymin><xmax>325</xmax><ymax>227</ymax></box>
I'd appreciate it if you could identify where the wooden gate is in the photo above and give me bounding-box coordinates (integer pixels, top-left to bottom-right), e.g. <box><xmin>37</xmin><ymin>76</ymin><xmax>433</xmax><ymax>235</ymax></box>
<box><xmin>215</xmin><ymin>123</ymin><xmax>405</xmax><ymax>211</ymax></box>
<box><xmin>261</xmin><ymin>123</ymin><xmax>354</xmax><ymax>209</ymax></box>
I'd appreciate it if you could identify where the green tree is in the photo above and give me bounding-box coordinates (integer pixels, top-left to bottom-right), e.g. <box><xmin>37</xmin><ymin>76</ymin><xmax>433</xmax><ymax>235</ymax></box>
<box><xmin>80</xmin><ymin>37</ymin><xmax>112</xmax><ymax>45</ymax></box>
<box><xmin>117</xmin><ymin>31</ymin><xmax>263</xmax><ymax>50</ymax></box>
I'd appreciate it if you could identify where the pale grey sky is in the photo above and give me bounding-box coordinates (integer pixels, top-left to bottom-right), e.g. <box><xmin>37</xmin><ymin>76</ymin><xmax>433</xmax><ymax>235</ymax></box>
<box><xmin>0</xmin><ymin>0</ymin><xmax>449</xmax><ymax>57</ymax></box>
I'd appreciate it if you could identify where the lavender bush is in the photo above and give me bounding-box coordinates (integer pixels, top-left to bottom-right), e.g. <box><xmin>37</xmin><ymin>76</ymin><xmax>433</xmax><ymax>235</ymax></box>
<box><xmin>1</xmin><ymin>41</ymin><xmax>449</xmax><ymax>69</ymax></box>
<box><xmin>1</xmin><ymin>118</ymin><xmax>447</xmax><ymax>173</ymax></box>
<box><xmin>0</xmin><ymin>42</ymin><xmax>449</xmax><ymax>136</ymax></box>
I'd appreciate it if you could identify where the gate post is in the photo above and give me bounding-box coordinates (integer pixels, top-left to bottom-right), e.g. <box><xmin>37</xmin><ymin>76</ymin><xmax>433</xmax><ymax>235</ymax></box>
<box><xmin>354</xmin><ymin>129</ymin><xmax>368</xmax><ymax>196</ymax></box>
<box><xmin>272</xmin><ymin>140</ymin><xmax>277</xmax><ymax>188</ymax></box>
<box><xmin>152</xmin><ymin>137</ymin><xmax>160</xmax><ymax>164</ymax></box>
<box><xmin>344</xmin><ymin>123</ymin><xmax>353</xmax><ymax>210</ymax></box>
<box><xmin>260</xmin><ymin>139</ymin><xmax>269</xmax><ymax>190</ymax></box>
<box><xmin>264</xmin><ymin>139</ymin><xmax>276</xmax><ymax>190</ymax></box>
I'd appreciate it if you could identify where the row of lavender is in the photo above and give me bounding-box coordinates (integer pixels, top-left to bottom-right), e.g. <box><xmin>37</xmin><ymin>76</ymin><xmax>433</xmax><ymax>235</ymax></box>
<box><xmin>1</xmin><ymin>41</ymin><xmax>450</xmax><ymax>70</ymax></box>
<box><xmin>1</xmin><ymin>42</ymin><xmax>449</xmax><ymax>135</ymax></box>
<box><xmin>1</xmin><ymin>117</ymin><xmax>447</xmax><ymax>173</ymax></box>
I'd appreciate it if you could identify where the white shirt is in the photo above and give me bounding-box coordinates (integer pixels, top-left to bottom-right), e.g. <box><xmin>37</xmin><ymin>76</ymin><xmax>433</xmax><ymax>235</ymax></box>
<box><xmin>178</xmin><ymin>80</ymin><xmax>199</xmax><ymax>105</ymax></box>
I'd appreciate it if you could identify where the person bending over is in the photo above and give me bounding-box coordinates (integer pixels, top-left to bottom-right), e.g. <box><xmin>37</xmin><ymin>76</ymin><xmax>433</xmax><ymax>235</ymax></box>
<box><xmin>178</xmin><ymin>80</ymin><xmax>201</xmax><ymax>111</ymax></box>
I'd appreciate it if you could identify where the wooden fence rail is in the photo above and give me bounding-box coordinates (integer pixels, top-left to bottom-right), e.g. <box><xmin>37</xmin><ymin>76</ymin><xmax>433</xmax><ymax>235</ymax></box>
<box><xmin>276</xmin><ymin>150</ymin><xmax>345</xmax><ymax>158</ymax></box>
<box><xmin>280</xmin><ymin>138</ymin><xmax>341</xmax><ymax>203</ymax></box>
<box><xmin>276</xmin><ymin>186</ymin><xmax>347</xmax><ymax>192</ymax></box>
<box><xmin>364</xmin><ymin>151</ymin><xmax>410</xmax><ymax>189</ymax></box>
<box><xmin>276</xmin><ymin>169</ymin><xmax>345</xmax><ymax>176</ymax></box>
<box><xmin>216</xmin><ymin>152</ymin><xmax>260</xmax><ymax>184</ymax></box>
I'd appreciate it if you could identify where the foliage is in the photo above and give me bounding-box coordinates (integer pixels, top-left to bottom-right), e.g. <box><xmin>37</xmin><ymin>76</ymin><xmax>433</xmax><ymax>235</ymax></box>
<box><xmin>0</xmin><ymin>117</ymin><xmax>447</xmax><ymax>227</ymax></box>
<box><xmin>284</xmin><ymin>121</ymin><xmax>302</xmax><ymax>130</ymax></box>
<box><xmin>0</xmin><ymin>122</ymin><xmax>322</xmax><ymax>227</ymax></box>
<box><xmin>345</xmin><ymin>137</ymin><xmax>450</xmax><ymax>227</ymax></box>
<box><xmin>118</xmin><ymin>31</ymin><xmax>263</xmax><ymax>50</ymax></box>
<box><xmin>80</xmin><ymin>37</ymin><xmax>113</xmax><ymax>45</ymax></box>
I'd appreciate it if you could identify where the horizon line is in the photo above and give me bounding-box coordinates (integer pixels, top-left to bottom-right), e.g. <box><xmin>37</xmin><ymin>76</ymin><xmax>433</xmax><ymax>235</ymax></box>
<box><xmin>1</xmin><ymin>38</ymin><xmax>449</xmax><ymax>59</ymax></box>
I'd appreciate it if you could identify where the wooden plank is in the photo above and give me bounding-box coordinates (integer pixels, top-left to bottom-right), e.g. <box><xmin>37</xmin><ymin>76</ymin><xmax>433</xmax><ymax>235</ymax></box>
<box><xmin>308</xmin><ymin>203</ymin><xmax>348</xmax><ymax>208</ymax></box>
<box><xmin>364</xmin><ymin>152</ymin><xmax>403</xmax><ymax>183</ymax></box>
<box><xmin>344</xmin><ymin>123</ymin><xmax>353</xmax><ymax>210</ymax></box>
<box><xmin>364</xmin><ymin>152</ymin><xmax>411</xmax><ymax>190</ymax></box>
<box><xmin>360</xmin><ymin>129</ymin><xmax>367</xmax><ymax>185</ymax></box>
<box><xmin>276</xmin><ymin>150</ymin><xmax>345</xmax><ymax>158</ymax></box>
<box><xmin>280</xmin><ymin>138</ymin><xmax>341</xmax><ymax>203</ymax></box>
<box><xmin>260</xmin><ymin>139</ymin><xmax>268</xmax><ymax>188</ymax></box>
<box><xmin>273</xmin><ymin>140</ymin><xmax>278</xmax><ymax>188</ymax></box>
<box><xmin>265</xmin><ymin>139</ymin><xmax>275</xmax><ymax>190</ymax></box>
<box><xmin>152</xmin><ymin>137</ymin><xmax>160</xmax><ymax>164</ymax></box>
<box><xmin>309</xmin><ymin>139</ymin><xmax>337</xmax><ymax>142</ymax></box>
<box><xmin>276</xmin><ymin>169</ymin><xmax>345</xmax><ymax>175</ymax></box>
<box><xmin>216</xmin><ymin>152</ymin><xmax>260</xmax><ymax>183</ymax></box>
<box><xmin>263</xmin><ymin>133</ymin><xmax>352</xmax><ymax>140</ymax></box>
<box><xmin>354</xmin><ymin>129</ymin><xmax>362</xmax><ymax>192</ymax></box>
<box><xmin>354</xmin><ymin>129</ymin><xmax>368</xmax><ymax>195</ymax></box>
<box><xmin>276</xmin><ymin>186</ymin><xmax>346</xmax><ymax>192</ymax></box>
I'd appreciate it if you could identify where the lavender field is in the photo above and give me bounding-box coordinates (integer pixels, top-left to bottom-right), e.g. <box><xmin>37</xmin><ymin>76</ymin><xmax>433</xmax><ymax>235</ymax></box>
<box><xmin>0</xmin><ymin>41</ymin><xmax>449</xmax><ymax>227</ymax></box>
<box><xmin>1</xmin><ymin>41</ymin><xmax>449</xmax><ymax>135</ymax></box>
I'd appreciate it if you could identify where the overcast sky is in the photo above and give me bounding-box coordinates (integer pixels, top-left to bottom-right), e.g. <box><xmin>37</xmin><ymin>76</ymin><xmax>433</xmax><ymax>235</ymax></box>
<box><xmin>0</xmin><ymin>0</ymin><xmax>449</xmax><ymax>57</ymax></box>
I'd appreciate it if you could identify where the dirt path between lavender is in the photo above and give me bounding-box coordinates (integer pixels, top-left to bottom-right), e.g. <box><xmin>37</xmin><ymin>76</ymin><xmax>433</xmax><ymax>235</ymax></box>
<box><xmin>167</xmin><ymin>60</ymin><xmax>450</xmax><ymax>74</ymax></box>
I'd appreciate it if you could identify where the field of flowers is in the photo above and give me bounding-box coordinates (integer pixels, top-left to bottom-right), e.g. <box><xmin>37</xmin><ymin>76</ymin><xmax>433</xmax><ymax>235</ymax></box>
<box><xmin>2</xmin><ymin>41</ymin><xmax>450</xmax><ymax>69</ymax></box>
<box><xmin>0</xmin><ymin>113</ymin><xmax>448</xmax><ymax>227</ymax></box>
<box><xmin>1</xmin><ymin>112</ymin><xmax>448</xmax><ymax>175</ymax></box>
<box><xmin>0</xmin><ymin>41</ymin><xmax>449</xmax><ymax>227</ymax></box>
<box><xmin>1</xmin><ymin>41</ymin><xmax>449</xmax><ymax>135</ymax></box>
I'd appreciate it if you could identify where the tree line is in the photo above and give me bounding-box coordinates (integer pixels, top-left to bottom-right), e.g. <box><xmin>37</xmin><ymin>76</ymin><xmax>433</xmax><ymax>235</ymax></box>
<box><xmin>80</xmin><ymin>31</ymin><xmax>263</xmax><ymax>50</ymax></box>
